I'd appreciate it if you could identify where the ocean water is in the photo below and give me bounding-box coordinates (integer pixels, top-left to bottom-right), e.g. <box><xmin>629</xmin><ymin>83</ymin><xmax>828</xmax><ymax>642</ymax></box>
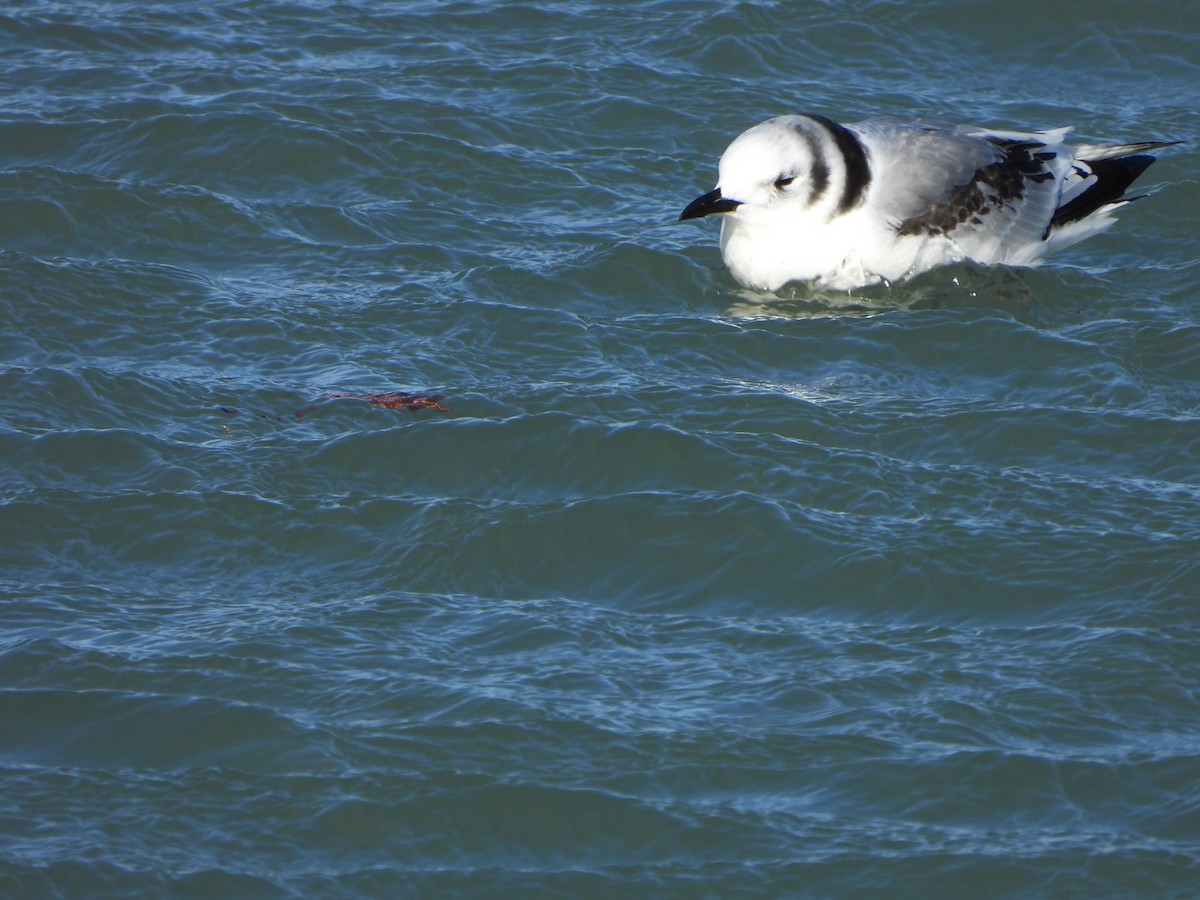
<box><xmin>2</xmin><ymin>1</ymin><xmax>1199</xmax><ymax>896</ymax></box>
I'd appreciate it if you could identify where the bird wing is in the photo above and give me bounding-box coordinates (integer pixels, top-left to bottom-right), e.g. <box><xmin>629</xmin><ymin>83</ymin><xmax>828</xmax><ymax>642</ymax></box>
<box><xmin>852</xmin><ymin>119</ymin><xmax>1072</xmax><ymax>259</ymax></box>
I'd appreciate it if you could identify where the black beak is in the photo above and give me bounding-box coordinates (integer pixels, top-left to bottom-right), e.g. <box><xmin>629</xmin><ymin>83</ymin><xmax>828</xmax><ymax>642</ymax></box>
<box><xmin>679</xmin><ymin>187</ymin><xmax>742</xmax><ymax>221</ymax></box>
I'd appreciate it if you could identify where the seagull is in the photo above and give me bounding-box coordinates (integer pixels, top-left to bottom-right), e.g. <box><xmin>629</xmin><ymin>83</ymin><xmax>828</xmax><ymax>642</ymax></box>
<box><xmin>680</xmin><ymin>114</ymin><xmax>1179</xmax><ymax>291</ymax></box>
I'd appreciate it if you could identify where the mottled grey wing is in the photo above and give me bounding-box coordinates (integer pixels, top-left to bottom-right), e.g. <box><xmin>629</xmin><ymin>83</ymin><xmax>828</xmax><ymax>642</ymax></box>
<box><xmin>854</xmin><ymin>120</ymin><xmax>1068</xmax><ymax>253</ymax></box>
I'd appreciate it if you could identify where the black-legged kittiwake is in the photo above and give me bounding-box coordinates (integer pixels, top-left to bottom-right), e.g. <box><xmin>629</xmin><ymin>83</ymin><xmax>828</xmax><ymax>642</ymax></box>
<box><xmin>680</xmin><ymin>114</ymin><xmax>1179</xmax><ymax>291</ymax></box>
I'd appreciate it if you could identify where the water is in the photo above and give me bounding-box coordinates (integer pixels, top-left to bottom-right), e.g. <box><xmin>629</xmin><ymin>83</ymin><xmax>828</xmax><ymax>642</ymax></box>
<box><xmin>2</xmin><ymin>1</ymin><xmax>1199</xmax><ymax>896</ymax></box>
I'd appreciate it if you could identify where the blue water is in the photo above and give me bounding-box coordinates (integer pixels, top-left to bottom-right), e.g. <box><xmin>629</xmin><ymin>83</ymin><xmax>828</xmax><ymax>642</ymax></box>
<box><xmin>2</xmin><ymin>2</ymin><xmax>1199</xmax><ymax>896</ymax></box>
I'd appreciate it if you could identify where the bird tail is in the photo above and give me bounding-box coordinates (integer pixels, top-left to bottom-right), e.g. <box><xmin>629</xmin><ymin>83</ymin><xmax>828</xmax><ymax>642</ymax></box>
<box><xmin>1071</xmin><ymin>139</ymin><xmax>1181</xmax><ymax>161</ymax></box>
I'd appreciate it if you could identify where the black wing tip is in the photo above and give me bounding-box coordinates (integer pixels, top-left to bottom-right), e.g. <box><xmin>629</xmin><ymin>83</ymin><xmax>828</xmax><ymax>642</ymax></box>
<box><xmin>1048</xmin><ymin>154</ymin><xmax>1161</xmax><ymax>233</ymax></box>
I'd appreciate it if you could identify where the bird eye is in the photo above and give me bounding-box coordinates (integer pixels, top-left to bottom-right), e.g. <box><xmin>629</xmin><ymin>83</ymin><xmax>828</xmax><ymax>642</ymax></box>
<box><xmin>774</xmin><ymin>175</ymin><xmax>796</xmax><ymax>189</ymax></box>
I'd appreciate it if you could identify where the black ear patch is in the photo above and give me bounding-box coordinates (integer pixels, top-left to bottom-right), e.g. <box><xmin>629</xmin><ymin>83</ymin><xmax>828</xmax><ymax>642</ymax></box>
<box><xmin>786</xmin><ymin>122</ymin><xmax>830</xmax><ymax>204</ymax></box>
<box><xmin>807</xmin><ymin>114</ymin><xmax>871</xmax><ymax>213</ymax></box>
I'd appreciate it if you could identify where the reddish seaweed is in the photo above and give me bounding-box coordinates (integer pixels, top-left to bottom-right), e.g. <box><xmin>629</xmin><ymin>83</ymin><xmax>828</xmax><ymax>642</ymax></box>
<box><xmin>220</xmin><ymin>391</ymin><xmax>448</xmax><ymax>422</ymax></box>
<box><xmin>295</xmin><ymin>391</ymin><xmax>449</xmax><ymax>417</ymax></box>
